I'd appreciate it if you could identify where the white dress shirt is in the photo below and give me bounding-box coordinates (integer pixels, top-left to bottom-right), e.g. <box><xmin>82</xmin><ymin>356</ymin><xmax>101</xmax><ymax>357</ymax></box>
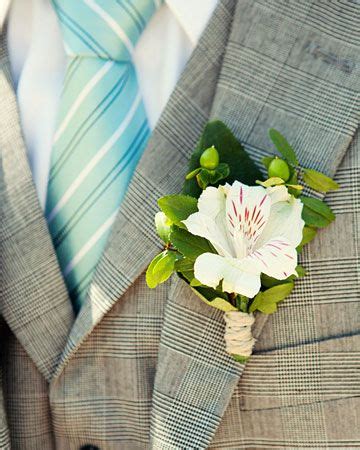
<box><xmin>6</xmin><ymin>0</ymin><xmax>217</xmax><ymax>209</ymax></box>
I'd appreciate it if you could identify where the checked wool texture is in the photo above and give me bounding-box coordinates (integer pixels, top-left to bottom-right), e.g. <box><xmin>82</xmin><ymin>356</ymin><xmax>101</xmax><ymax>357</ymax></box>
<box><xmin>1</xmin><ymin>0</ymin><xmax>359</xmax><ymax>448</ymax></box>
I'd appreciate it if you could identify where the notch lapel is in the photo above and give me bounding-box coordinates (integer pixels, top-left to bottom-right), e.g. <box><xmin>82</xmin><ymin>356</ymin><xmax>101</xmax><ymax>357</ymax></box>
<box><xmin>0</xmin><ymin>34</ymin><xmax>74</xmax><ymax>381</ymax></box>
<box><xmin>54</xmin><ymin>0</ymin><xmax>236</xmax><ymax>377</ymax></box>
<box><xmin>150</xmin><ymin>0</ymin><xmax>360</xmax><ymax>447</ymax></box>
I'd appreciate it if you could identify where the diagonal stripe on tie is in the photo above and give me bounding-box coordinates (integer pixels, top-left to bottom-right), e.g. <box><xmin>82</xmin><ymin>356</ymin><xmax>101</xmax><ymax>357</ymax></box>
<box><xmin>46</xmin><ymin>0</ymin><xmax>163</xmax><ymax>313</ymax></box>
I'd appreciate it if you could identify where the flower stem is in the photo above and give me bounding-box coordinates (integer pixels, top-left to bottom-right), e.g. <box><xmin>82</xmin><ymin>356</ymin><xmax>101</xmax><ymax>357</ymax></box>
<box><xmin>229</xmin><ymin>292</ymin><xmax>237</xmax><ymax>307</ymax></box>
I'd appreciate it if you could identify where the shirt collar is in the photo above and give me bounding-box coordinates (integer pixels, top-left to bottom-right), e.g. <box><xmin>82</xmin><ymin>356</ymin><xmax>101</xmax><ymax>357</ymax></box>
<box><xmin>166</xmin><ymin>0</ymin><xmax>218</xmax><ymax>45</ymax></box>
<box><xmin>0</xmin><ymin>0</ymin><xmax>218</xmax><ymax>44</ymax></box>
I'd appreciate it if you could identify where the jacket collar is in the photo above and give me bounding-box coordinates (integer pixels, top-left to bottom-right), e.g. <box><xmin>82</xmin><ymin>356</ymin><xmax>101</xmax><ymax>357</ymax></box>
<box><xmin>0</xmin><ymin>32</ymin><xmax>74</xmax><ymax>382</ymax></box>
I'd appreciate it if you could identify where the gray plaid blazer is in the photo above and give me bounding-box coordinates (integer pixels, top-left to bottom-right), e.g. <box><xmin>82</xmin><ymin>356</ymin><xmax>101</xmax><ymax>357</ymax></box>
<box><xmin>1</xmin><ymin>1</ymin><xmax>359</xmax><ymax>449</ymax></box>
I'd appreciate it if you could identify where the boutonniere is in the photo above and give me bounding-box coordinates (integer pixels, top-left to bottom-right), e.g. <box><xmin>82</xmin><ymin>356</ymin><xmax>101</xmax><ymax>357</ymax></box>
<box><xmin>146</xmin><ymin>121</ymin><xmax>339</xmax><ymax>363</ymax></box>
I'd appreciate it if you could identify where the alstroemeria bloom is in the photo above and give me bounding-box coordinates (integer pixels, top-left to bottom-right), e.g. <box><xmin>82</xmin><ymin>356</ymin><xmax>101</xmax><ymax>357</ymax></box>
<box><xmin>183</xmin><ymin>181</ymin><xmax>304</xmax><ymax>298</ymax></box>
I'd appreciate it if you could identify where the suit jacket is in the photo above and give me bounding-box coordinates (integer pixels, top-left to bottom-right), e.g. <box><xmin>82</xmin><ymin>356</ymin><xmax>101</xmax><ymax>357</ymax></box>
<box><xmin>1</xmin><ymin>1</ymin><xmax>359</xmax><ymax>449</ymax></box>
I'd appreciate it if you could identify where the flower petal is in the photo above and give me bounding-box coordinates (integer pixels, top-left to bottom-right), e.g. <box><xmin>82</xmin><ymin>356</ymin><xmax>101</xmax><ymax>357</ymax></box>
<box><xmin>194</xmin><ymin>253</ymin><xmax>261</xmax><ymax>298</ymax></box>
<box><xmin>183</xmin><ymin>186</ymin><xmax>234</xmax><ymax>257</ymax></box>
<box><xmin>266</xmin><ymin>185</ymin><xmax>291</xmax><ymax>204</ymax></box>
<box><xmin>226</xmin><ymin>181</ymin><xmax>271</xmax><ymax>257</ymax></box>
<box><xmin>255</xmin><ymin>196</ymin><xmax>304</xmax><ymax>248</ymax></box>
<box><xmin>246</xmin><ymin>238</ymin><xmax>298</xmax><ymax>280</ymax></box>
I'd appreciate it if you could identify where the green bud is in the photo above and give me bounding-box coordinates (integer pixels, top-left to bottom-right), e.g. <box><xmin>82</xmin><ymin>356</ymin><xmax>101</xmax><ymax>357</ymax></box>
<box><xmin>200</xmin><ymin>146</ymin><xmax>220</xmax><ymax>170</ymax></box>
<box><xmin>268</xmin><ymin>157</ymin><xmax>291</xmax><ymax>182</ymax></box>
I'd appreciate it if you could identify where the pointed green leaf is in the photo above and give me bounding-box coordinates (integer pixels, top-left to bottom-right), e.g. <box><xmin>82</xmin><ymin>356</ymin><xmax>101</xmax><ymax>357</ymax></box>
<box><xmin>299</xmin><ymin>226</ymin><xmax>317</xmax><ymax>247</ymax></box>
<box><xmin>190</xmin><ymin>278</ymin><xmax>203</xmax><ymax>287</ymax></box>
<box><xmin>154</xmin><ymin>212</ymin><xmax>171</xmax><ymax>243</ymax></box>
<box><xmin>302</xmin><ymin>168</ymin><xmax>339</xmax><ymax>193</ymax></box>
<box><xmin>256</xmin><ymin>177</ymin><xmax>285</xmax><ymax>187</ymax></box>
<box><xmin>250</xmin><ymin>282</ymin><xmax>294</xmax><ymax>313</ymax></box>
<box><xmin>191</xmin><ymin>287</ymin><xmax>237</xmax><ymax>312</ymax></box>
<box><xmin>174</xmin><ymin>257</ymin><xmax>194</xmax><ymax>272</ymax></box>
<box><xmin>300</xmin><ymin>196</ymin><xmax>335</xmax><ymax>222</ymax></box>
<box><xmin>302</xmin><ymin>205</ymin><xmax>332</xmax><ymax>228</ymax></box>
<box><xmin>295</xmin><ymin>265</ymin><xmax>307</xmax><ymax>277</ymax></box>
<box><xmin>146</xmin><ymin>252</ymin><xmax>167</xmax><ymax>288</ymax></box>
<box><xmin>185</xmin><ymin>167</ymin><xmax>201</xmax><ymax>180</ymax></box>
<box><xmin>158</xmin><ymin>194</ymin><xmax>198</xmax><ymax>228</ymax></box>
<box><xmin>170</xmin><ymin>226</ymin><xmax>215</xmax><ymax>260</ymax></box>
<box><xmin>261</xmin><ymin>273</ymin><xmax>285</xmax><ymax>288</ymax></box>
<box><xmin>262</xmin><ymin>282</ymin><xmax>294</xmax><ymax>302</ymax></box>
<box><xmin>296</xmin><ymin>226</ymin><xmax>317</xmax><ymax>252</ymax></box>
<box><xmin>268</xmin><ymin>129</ymin><xmax>298</xmax><ymax>166</ymax></box>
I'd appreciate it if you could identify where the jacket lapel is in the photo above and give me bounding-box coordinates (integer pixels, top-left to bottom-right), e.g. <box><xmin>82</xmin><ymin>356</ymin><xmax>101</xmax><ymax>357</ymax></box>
<box><xmin>54</xmin><ymin>0</ymin><xmax>236</xmax><ymax>377</ymax></box>
<box><xmin>0</xmin><ymin>33</ymin><xmax>74</xmax><ymax>381</ymax></box>
<box><xmin>150</xmin><ymin>0</ymin><xmax>360</xmax><ymax>447</ymax></box>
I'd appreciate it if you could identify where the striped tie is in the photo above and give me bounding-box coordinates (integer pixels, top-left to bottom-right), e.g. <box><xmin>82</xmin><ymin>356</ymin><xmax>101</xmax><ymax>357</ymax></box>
<box><xmin>46</xmin><ymin>0</ymin><xmax>162</xmax><ymax>313</ymax></box>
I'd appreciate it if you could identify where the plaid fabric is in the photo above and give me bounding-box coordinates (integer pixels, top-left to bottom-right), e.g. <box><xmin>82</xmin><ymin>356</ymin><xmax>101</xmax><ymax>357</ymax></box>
<box><xmin>1</xmin><ymin>0</ymin><xmax>359</xmax><ymax>449</ymax></box>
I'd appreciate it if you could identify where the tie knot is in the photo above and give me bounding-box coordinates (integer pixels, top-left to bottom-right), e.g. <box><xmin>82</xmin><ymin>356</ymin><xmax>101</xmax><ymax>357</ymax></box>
<box><xmin>53</xmin><ymin>0</ymin><xmax>163</xmax><ymax>60</ymax></box>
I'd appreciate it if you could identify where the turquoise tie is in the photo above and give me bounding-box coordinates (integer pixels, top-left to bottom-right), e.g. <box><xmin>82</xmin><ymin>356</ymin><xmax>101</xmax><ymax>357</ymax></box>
<box><xmin>46</xmin><ymin>0</ymin><xmax>162</xmax><ymax>313</ymax></box>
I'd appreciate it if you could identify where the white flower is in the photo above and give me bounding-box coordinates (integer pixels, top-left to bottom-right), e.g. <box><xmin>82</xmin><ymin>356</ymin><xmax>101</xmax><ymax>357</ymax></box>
<box><xmin>183</xmin><ymin>181</ymin><xmax>304</xmax><ymax>298</ymax></box>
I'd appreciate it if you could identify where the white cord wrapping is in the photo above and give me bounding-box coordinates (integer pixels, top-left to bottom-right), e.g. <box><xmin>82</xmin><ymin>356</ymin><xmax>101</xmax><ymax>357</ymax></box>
<box><xmin>224</xmin><ymin>311</ymin><xmax>256</xmax><ymax>357</ymax></box>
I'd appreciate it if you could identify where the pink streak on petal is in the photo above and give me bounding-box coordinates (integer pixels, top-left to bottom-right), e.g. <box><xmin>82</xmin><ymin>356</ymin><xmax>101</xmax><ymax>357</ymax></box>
<box><xmin>251</xmin><ymin>206</ymin><xmax>257</xmax><ymax>221</ymax></box>
<box><xmin>259</xmin><ymin>194</ymin><xmax>267</xmax><ymax>207</ymax></box>
<box><xmin>232</xmin><ymin>200</ymin><xmax>237</xmax><ymax>217</ymax></box>
<box><xmin>268</xmin><ymin>243</ymin><xmax>282</xmax><ymax>250</ymax></box>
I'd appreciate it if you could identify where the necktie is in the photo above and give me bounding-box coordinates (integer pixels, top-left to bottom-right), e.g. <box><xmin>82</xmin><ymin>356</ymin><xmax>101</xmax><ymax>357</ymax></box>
<box><xmin>46</xmin><ymin>0</ymin><xmax>162</xmax><ymax>313</ymax></box>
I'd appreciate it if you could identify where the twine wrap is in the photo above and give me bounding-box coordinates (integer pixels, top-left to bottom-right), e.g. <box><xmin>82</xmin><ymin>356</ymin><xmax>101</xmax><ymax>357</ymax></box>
<box><xmin>224</xmin><ymin>311</ymin><xmax>256</xmax><ymax>357</ymax></box>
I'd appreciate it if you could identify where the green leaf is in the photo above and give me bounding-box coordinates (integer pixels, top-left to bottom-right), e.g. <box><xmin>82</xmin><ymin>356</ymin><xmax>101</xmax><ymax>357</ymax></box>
<box><xmin>191</xmin><ymin>287</ymin><xmax>237</xmax><ymax>312</ymax></box>
<box><xmin>249</xmin><ymin>282</ymin><xmax>294</xmax><ymax>314</ymax></box>
<box><xmin>237</xmin><ymin>295</ymin><xmax>249</xmax><ymax>313</ymax></box>
<box><xmin>170</xmin><ymin>226</ymin><xmax>215</xmax><ymax>260</ymax></box>
<box><xmin>190</xmin><ymin>278</ymin><xmax>203</xmax><ymax>287</ymax></box>
<box><xmin>302</xmin><ymin>205</ymin><xmax>332</xmax><ymax>228</ymax></box>
<box><xmin>178</xmin><ymin>270</ymin><xmax>195</xmax><ymax>283</ymax></box>
<box><xmin>286</xmin><ymin>168</ymin><xmax>302</xmax><ymax>197</ymax></box>
<box><xmin>146</xmin><ymin>251</ymin><xmax>179</xmax><ymax>289</ymax></box>
<box><xmin>298</xmin><ymin>226</ymin><xmax>317</xmax><ymax>249</ymax></box>
<box><xmin>302</xmin><ymin>168</ymin><xmax>339</xmax><ymax>193</ymax></box>
<box><xmin>295</xmin><ymin>265</ymin><xmax>307</xmax><ymax>277</ymax></box>
<box><xmin>287</xmin><ymin>167</ymin><xmax>298</xmax><ymax>185</ymax></box>
<box><xmin>158</xmin><ymin>194</ymin><xmax>198</xmax><ymax>228</ymax></box>
<box><xmin>215</xmin><ymin>162</ymin><xmax>231</xmax><ymax>179</ymax></box>
<box><xmin>185</xmin><ymin>167</ymin><xmax>201</xmax><ymax>180</ymax></box>
<box><xmin>262</xmin><ymin>156</ymin><xmax>274</xmax><ymax>169</ymax></box>
<box><xmin>256</xmin><ymin>177</ymin><xmax>285</xmax><ymax>187</ymax></box>
<box><xmin>174</xmin><ymin>257</ymin><xmax>194</xmax><ymax>273</ymax></box>
<box><xmin>287</xmin><ymin>184</ymin><xmax>303</xmax><ymax>191</ymax></box>
<box><xmin>196</xmin><ymin>163</ymin><xmax>230</xmax><ymax>189</ymax></box>
<box><xmin>183</xmin><ymin>120</ymin><xmax>263</xmax><ymax>197</ymax></box>
<box><xmin>232</xmin><ymin>354</ymin><xmax>249</xmax><ymax>364</ymax></box>
<box><xmin>146</xmin><ymin>252</ymin><xmax>166</xmax><ymax>288</ymax></box>
<box><xmin>154</xmin><ymin>212</ymin><xmax>171</xmax><ymax>243</ymax></box>
<box><xmin>268</xmin><ymin>129</ymin><xmax>298</xmax><ymax>166</ymax></box>
<box><xmin>300</xmin><ymin>197</ymin><xmax>335</xmax><ymax>222</ymax></box>
<box><xmin>261</xmin><ymin>273</ymin><xmax>288</xmax><ymax>288</ymax></box>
